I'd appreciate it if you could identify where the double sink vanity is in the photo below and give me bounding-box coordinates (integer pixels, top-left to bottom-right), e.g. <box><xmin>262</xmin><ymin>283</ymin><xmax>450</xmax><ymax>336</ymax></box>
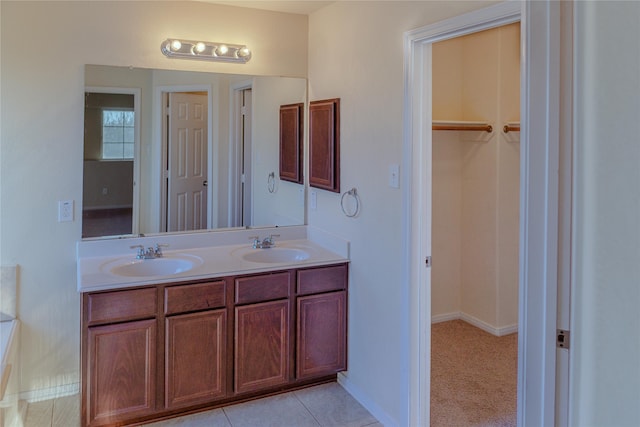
<box><xmin>77</xmin><ymin>226</ymin><xmax>349</xmax><ymax>427</ymax></box>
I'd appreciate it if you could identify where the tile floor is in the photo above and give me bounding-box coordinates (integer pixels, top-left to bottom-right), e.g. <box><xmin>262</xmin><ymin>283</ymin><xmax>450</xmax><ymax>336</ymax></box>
<box><xmin>24</xmin><ymin>382</ymin><xmax>382</xmax><ymax>427</ymax></box>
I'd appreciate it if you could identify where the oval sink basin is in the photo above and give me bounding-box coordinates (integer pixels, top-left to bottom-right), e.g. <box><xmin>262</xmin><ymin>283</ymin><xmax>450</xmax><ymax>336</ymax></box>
<box><xmin>103</xmin><ymin>254</ymin><xmax>203</xmax><ymax>278</ymax></box>
<box><xmin>241</xmin><ymin>247</ymin><xmax>310</xmax><ymax>264</ymax></box>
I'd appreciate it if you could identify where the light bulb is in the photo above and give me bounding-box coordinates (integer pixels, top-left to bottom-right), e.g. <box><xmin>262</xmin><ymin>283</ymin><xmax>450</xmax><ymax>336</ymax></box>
<box><xmin>195</xmin><ymin>42</ymin><xmax>206</xmax><ymax>53</ymax></box>
<box><xmin>216</xmin><ymin>45</ymin><xmax>229</xmax><ymax>56</ymax></box>
<box><xmin>237</xmin><ymin>47</ymin><xmax>251</xmax><ymax>58</ymax></box>
<box><xmin>170</xmin><ymin>40</ymin><xmax>182</xmax><ymax>51</ymax></box>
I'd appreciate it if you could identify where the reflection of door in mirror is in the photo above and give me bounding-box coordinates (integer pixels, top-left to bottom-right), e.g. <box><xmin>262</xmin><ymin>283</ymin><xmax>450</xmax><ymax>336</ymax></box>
<box><xmin>164</xmin><ymin>92</ymin><xmax>208</xmax><ymax>232</ymax></box>
<box><xmin>238</xmin><ymin>88</ymin><xmax>252</xmax><ymax>227</ymax></box>
<box><xmin>83</xmin><ymin>89</ymin><xmax>140</xmax><ymax>238</ymax></box>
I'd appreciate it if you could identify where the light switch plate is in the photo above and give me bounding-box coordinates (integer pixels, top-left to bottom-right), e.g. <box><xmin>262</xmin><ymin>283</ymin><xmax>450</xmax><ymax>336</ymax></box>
<box><xmin>58</xmin><ymin>200</ymin><xmax>74</xmax><ymax>222</ymax></box>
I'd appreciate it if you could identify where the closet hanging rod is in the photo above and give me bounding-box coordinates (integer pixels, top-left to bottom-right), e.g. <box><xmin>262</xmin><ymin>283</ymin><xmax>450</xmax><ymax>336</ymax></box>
<box><xmin>503</xmin><ymin>123</ymin><xmax>520</xmax><ymax>133</ymax></box>
<box><xmin>431</xmin><ymin>121</ymin><xmax>493</xmax><ymax>133</ymax></box>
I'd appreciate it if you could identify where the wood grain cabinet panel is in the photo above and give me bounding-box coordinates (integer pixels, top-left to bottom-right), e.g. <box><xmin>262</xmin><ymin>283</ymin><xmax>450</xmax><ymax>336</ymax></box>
<box><xmin>297</xmin><ymin>264</ymin><xmax>348</xmax><ymax>295</ymax></box>
<box><xmin>234</xmin><ymin>300</ymin><xmax>290</xmax><ymax>394</ymax></box>
<box><xmin>86</xmin><ymin>319</ymin><xmax>156</xmax><ymax>426</ymax></box>
<box><xmin>309</xmin><ymin>98</ymin><xmax>340</xmax><ymax>192</ymax></box>
<box><xmin>86</xmin><ymin>288</ymin><xmax>156</xmax><ymax>326</ymax></box>
<box><xmin>235</xmin><ymin>272</ymin><xmax>291</xmax><ymax>305</ymax></box>
<box><xmin>165</xmin><ymin>310</ymin><xmax>227</xmax><ymax>409</ymax></box>
<box><xmin>296</xmin><ymin>291</ymin><xmax>347</xmax><ymax>380</ymax></box>
<box><xmin>279</xmin><ymin>103</ymin><xmax>304</xmax><ymax>184</ymax></box>
<box><xmin>164</xmin><ymin>280</ymin><xmax>226</xmax><ymax>315</ymax></box>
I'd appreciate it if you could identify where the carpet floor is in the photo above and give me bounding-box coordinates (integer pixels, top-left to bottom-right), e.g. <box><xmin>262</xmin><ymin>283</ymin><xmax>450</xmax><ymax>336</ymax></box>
<box><xmin>431</xmin><ymin>320</ymin><xmax>517</xmax><ymax>427</ymax></box>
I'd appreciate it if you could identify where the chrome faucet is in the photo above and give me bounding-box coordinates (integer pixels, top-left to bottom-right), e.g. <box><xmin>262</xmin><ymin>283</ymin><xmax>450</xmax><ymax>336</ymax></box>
<box><xmin>130</xmin><ymin>243</ymin><xmax>168</xmax><ymax>259</ymax></box>
<box><xmin>249</xmin><ymin>234</ymin><xmax>280</xmax><ymax>249</ymax></box>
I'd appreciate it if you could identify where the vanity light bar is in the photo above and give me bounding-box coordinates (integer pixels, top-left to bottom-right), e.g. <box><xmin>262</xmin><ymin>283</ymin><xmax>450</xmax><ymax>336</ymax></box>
<box><xmin>160</xmin><ymin>38</ymin><xmax>252</xmax><ymax>63</ymax></box>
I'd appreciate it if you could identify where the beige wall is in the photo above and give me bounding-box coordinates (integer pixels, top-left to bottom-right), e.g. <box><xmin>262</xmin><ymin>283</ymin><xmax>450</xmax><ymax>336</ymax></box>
<box><xmin>0</xmin><ymin>0</ymin><xmax>307</xmax><ymax>400</ymax></box>
<box><xmin>431</xmin><ymin>24</ymin><xmax>520</xmax><ymax>332</ymax></box>
<box><xmin>308</xmin><ymin>1</ymin><xmax>497</xmax><ymax>424</ymax></box>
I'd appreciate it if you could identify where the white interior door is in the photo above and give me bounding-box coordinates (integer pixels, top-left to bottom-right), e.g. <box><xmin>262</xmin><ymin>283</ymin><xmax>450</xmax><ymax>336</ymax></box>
<box><xmin>168</xmin><ymin>92</ymin><xmax>208</xmax><ymax>232</ymax></box>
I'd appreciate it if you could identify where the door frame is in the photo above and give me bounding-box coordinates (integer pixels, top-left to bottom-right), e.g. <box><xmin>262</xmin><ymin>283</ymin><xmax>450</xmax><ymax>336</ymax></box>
<box><xmin>403</xmin><ymin>1</ymin><xmax>565</xmax><ymax>425</ymax></box>
<box><xmin>228</xmin><ymin>80</ymin><xmax>253</xmax><ymax>228</ymax></box>
<box><xmin>155</xmin><ymin>84</ymin><xmax>216</xmax><ymax>231</ymax></box>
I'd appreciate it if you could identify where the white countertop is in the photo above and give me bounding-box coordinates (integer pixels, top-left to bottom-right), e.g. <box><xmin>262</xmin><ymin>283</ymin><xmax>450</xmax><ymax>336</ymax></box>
<box><xmin>77</xmin><ymin>226</ymin><xmax>350</xmax><ymax>293</ymax></box>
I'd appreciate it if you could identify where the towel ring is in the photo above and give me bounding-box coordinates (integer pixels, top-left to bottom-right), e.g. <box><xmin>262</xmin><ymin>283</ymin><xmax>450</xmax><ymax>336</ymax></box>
<box><xmin>340</xmin><ymin>188</ymin><xmax>360</xmax><ymax>218</ymax></box>
<box><xmin>267</xmin><ymin>172</ymin><xmax>276</xmax><ymax>193</ymax></box>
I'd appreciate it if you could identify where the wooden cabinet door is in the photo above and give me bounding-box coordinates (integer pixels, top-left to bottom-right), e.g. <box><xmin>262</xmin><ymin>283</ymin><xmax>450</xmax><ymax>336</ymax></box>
<box><xmin>165</xmin><ymin>310</ymin><xmax>227</xmax><ymax>409</ymax></box>
<box><xmin>235</xmin><ymin>300</ymin><xmax>290</xmax><ymax>394</ymax></box>
<box><xmin>309</xmin><ymin>98</ymin><xmax>340</xmax><ymax>192</ymax></box>
<box><xmin>86</xmin><ymin>319</ymin><xmax>156</xmax><ymax>426</ymax></box>
<box><xmin>296</xmin><ymin>291</ymin><xmax>347</xmax><ymax>379</ymax></box>
<box><xmin>279</xmin><ymin>103</ymin><xmax>303</xmax><ymax>184</ymax></box>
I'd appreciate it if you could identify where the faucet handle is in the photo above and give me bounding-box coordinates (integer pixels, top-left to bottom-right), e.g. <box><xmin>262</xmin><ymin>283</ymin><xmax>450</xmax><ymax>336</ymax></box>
<box><xmin>130</xmin><ymin>244</ymin><xmax>145</xmax><ymax>258</ymax></box>
<box><xmin>154</xmin><ymin>243</ymin><xmax>169</xmax><ymax>257</ymax></box>
<box><xmin>266</xmin><ymin>234</ymin><xmax>280</xmax><ymax>243</ymax></box>
<box><xmin>249</xmin><ymin>236</ymin><xmax>260</xmax><ymax>248</ymax></box>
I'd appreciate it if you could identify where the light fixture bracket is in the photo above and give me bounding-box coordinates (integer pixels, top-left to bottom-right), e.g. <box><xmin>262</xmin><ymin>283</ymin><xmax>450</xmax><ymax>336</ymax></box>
<box><xmin>161</xmin><ymin>38</ymin><xmax>251</xmax><ymax>63</ymax></box>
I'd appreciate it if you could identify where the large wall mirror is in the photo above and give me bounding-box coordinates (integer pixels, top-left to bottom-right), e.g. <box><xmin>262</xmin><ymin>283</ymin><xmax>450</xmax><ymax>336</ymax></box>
<box><xmin>83</xmin><ymin>64</ymin><xmax>306</xmax><ymax>239</ymax></box>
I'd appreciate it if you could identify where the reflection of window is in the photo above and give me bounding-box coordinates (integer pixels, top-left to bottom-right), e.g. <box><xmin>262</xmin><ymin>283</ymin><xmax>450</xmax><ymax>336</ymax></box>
<box><xmin>102</xmin><ymin>109</ymin><xmax>134</xmax><ymax>159</ymax></box>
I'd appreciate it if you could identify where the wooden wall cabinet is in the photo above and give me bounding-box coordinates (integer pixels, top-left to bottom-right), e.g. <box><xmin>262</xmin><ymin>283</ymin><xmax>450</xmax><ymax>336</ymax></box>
<box><xmin>81</xmin><ymin>263</ymin><xmax>348</xmax><ymax>427</ymax></box>
<box><xmin>279</xmin><ymin>103</ymin><xmax>304</xmax><ymax>184</ymax></box>
<box><xmin>309</xmin><ymin>98</ymin><xmax>340</xmax><ymax>192</ymax></box>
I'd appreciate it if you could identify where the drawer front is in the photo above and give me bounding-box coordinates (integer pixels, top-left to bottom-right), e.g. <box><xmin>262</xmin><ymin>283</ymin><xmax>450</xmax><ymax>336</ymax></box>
<box><xmin>235</xmin><ymin>272</ymin><xmax>291</xmax><ymax>305</ymax></box>
<box><xmin>297</xmin><ymin>264</ymin><xmax>348</xmax><ymax>295</ymax></box>
<box><xmin>86</xmin><ymin>287</ymin><xmax>157</xmax><ymax>326</ymax></box>
<box><xmin>164</xmin><ymin>281</ymin><xmax>226</xmax><ymax>315</ymax></box>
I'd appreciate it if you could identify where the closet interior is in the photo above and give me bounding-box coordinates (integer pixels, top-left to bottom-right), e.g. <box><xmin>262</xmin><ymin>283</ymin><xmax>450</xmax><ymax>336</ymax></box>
<box><xmin>430</xmin><ymin>22</ymin><xmax>521</xmax><ymax>426</ymax></box>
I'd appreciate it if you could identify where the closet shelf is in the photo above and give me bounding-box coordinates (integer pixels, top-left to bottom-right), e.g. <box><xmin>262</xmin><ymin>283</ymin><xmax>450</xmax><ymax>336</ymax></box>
<box><xmin>503</xmin><ymin>122</ymin><xmax>520</xmax><ymax>133</ymax></box>
<box><xmin>432</xmin><ymin>120</ymin><xmax>493</xmax><ymax>133</ymax></box>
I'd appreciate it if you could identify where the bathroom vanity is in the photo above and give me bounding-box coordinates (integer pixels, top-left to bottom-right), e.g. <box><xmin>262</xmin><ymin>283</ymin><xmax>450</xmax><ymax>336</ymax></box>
<box><xmin>77</xmin><ymin>228</ymin><xmax>349</xmax><ymax>427</ymax></box>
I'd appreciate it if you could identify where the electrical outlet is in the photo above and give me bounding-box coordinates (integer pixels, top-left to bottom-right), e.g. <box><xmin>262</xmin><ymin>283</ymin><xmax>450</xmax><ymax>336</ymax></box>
<box><xmin>58</xmin><ymin>200</ymin><xmax>74</xmax><ymax>222</ymax></box>
<box><xmin>389</xmin><ymin>164</ymin><xmax>400</xmax><ymax>188</ymax></box>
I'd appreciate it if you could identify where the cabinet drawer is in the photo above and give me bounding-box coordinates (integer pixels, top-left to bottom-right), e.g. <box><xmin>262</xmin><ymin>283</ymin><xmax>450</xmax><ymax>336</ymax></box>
<box><xmin>86</xmin><ymin>287</ymin><xmax>157</xmax><ymax>326</ymax></box>
<box><xmin>297</xmin><ymin>264</ymin><xmax>347</xmax><ymax>295</ymax></box>
<box><xmin>235</xmin><ymin>272</ymin><xmax>291</xmax><ymax>305</ymax></box>
<box><xmin>164</xmin><ymin>281</ymin><xmax>226</xmax><ymax>315</ymax></box>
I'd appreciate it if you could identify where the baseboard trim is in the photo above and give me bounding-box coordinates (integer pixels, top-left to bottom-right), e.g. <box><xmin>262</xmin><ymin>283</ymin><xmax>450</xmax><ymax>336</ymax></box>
<box><xmin>431</xmin><ymin>311</ymin><xmax>461</xmax><ymax>324</ymax></box>
<box><xmin>432</xmin><ymin>312</ymin><xmax>518</xmax><ymax>336</ymax></box>
<box><xmin>460</xmin><ymin>312</ymin><xmax>518</xmax><ymax>336</ymax></box>
<box><xmin>19</xmin><ymin>382</ymin><xmax>79</xmax><ymax>403</ymax></box>
<box><xmin>337</xmin><ymin>373</ymin><xmax>397</xmax><ymax>427</ymax></box>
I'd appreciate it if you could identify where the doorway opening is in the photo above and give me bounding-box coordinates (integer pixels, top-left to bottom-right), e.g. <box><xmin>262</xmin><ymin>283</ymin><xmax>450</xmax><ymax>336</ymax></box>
<box><xmin>430</xmin><ymin>22</ymin><xmax>521</xmax><ymax>425</ymax></box>
<box><xmin>405</xmin><ymin>2</ymin><xmax>566</xmax><ymax>426</ymax></box>
<box><xmin>82</xmin><ymin>87</ymin><xmax>141</xmax><ymax>238</ymax></box>
<box><xmin>229</xmin><ymin>83</ymin><xmax>253</xmax><ymax>228</ymax></box>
